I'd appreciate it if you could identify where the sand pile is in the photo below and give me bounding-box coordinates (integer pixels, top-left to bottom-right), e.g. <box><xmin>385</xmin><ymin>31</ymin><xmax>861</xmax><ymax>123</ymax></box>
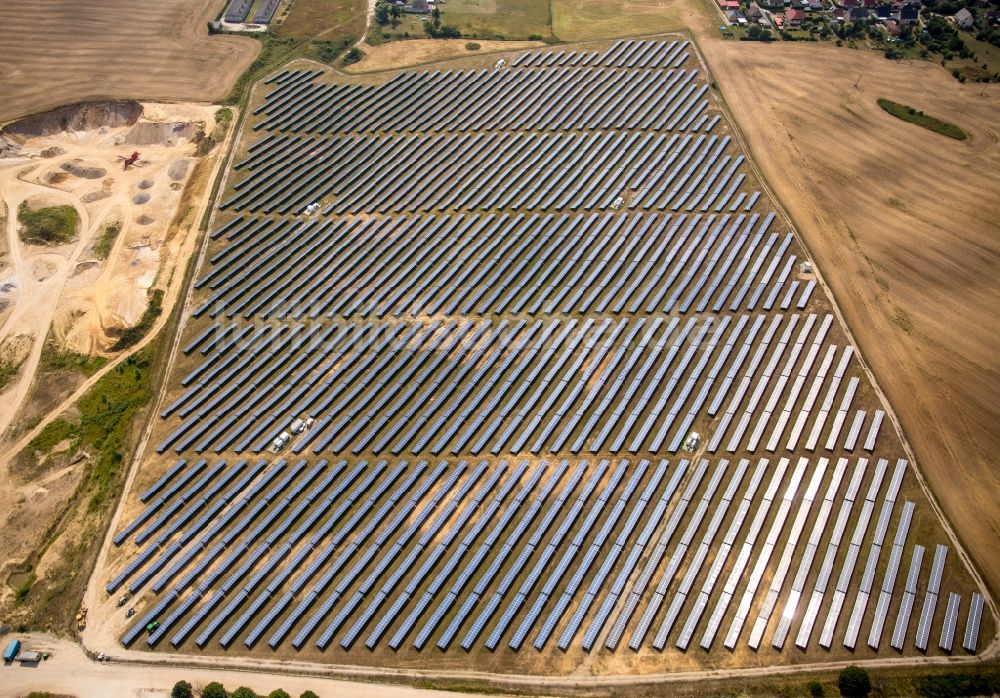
<box><xmin>61</xmin><ymin>160</ymin><xmax>106</xmax><ymax>179</ymax></box>
<box><xmin>168</xmin><ymin>159</ymin><xmax>190</xmax><ymax>181</ymax></box>
<box><xmin>132</xmin><ymin>193</ymin><xmax>150</xmax><ymax>205</ymax></box>
<box><xmin>82</xmin><ymin>189</ymin><xmax>111</xmax><ymax>203</ymax></box>
<box><xmin>44</xmin><ymin>172</ymin><xmax>69</xmax><ymax>184</ymax></box>
<box><xmin>137</xmin><ymin>179</ymin><xmax>154</xmax><ymax>190</ymax></box>
<box><xmin>121</xmin><ymin>121</ymin><xmax>201</xmax><ymax>147</ymax></box>
<box><xmin>136</xmin><ymin>214</ymin><xmax>155</xmax><ymax>225</ymax></box>
<box><xmin>40</xmin><ymin>146</ymin><xmax>66</xmax><ymax>158</ymax></box>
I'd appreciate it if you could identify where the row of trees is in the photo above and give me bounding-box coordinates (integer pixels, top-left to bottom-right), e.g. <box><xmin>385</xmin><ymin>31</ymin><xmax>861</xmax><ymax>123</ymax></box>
<box><xmin>172</xmin><ymin>681</ymin><xmax>319</xmax><ymax>698</ymax></box>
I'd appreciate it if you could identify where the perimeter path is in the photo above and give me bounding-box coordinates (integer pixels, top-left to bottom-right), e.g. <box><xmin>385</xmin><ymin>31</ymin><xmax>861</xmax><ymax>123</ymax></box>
<box><xmin>1</xmin><ymin>634</ymin><xmax>519</xmax><ymax>698</ymax></box>
<box><xmin>13</xmin><ymin>630</ymin><xmax>999</xmax><ymax>698</ymax></box>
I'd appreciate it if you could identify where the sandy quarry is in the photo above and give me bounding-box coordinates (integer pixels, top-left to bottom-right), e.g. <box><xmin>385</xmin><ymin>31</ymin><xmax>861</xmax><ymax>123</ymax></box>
<box><xmin>698</xmin><ymin>39</ymin><xmax>1000</xmax><ymax>597</ymax></box>
<box><xmin>0</xmin><ymin>0</ymin><xmax>257</xmax><ymax>122</ymax></box>
<box><xmin>0</xmin><ymin>100</ymin><xmax>231</xmax><ymax>605</ymax></box>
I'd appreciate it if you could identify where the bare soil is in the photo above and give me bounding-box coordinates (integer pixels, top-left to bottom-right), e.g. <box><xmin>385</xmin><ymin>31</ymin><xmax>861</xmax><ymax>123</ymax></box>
<box><xmin>0</xmin><ymin>0</ymin><xmax>258</xmax><ymax>121</ymax></box>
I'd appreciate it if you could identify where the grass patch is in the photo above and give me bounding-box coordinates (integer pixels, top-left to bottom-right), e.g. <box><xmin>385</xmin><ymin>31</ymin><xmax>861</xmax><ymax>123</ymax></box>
<box><xmin>17</xmin><ymin>203</ymin><xmax>79</xmax><ymax>246</ymax></box>
<box><xmin>38</xmin><ymin>342</ymin><xmax>108</xmax><ymax>376</ymax></box>
<box><xmin>0</xmin><ymin>357</ymin><xmax>22</xmax><ymax>391</ymax></box>
<box><xmin>110</xmin><ymin>288</ymin><xmax>164</xmax><ymax>352</ymax></box>
<box><xmin>877</xmin><ymin>98</ymin><xmax>968</xmax><ymax>140</ymax></box>
<box><xmin>277</xmin><ymin>0</ymin><xmax>366</xmax><ymax>41</ymax></box>
<box><xmin>77</xmin><ymin>349</ymin><xmax>154</xmax><ymax>510</ymax></box>
<box><xmin>440</xmin><ymin>0</ymin><xmax>553</xmax><ymax>39</ymax></box>
<box><xmin>28</xmin><ymin>418</ymin><xmax>75</xmax><ymax>456</ymax></box>
<box><xmin>93</xmin><ymin>221</ymin><xmax>121</xmax><ymax>260</ymax></box>
<box><xmin>466</xmin><ymin>41</ymin><xmax>481</xmax><ymax>51</ymax></box>
<box><xmin>551</xmin><ymin>0</ymin><xmax>708</xmax><ymax>41</ymax></box>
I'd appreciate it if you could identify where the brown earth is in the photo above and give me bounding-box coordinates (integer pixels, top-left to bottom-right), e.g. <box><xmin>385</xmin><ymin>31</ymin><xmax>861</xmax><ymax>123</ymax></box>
<box><xmin>699</xmin><ymin>39</ymin><xmax>1000</xmax><ymax>596</ymax></box>
<box><xmin>0</xmin><ymin>0</ymin><xmax>258</xmax><ymax>121</ymax></box>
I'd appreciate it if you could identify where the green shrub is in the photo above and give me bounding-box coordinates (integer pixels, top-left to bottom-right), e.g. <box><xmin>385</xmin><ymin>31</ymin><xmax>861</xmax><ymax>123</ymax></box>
<box><xmin>465</xmin><ymin>42</ymin><xmax>481</xmax><ymax>50</ymax></box>
<box><xmin>809</xmin><ymin>680</ymin><xmax>825</xmax><ymax>697</ymax></box>
<box><xmin>300</xmin><ymin>692</ymin><xmax>320</xmax><ymax>698</ymax></box>
<box><xmin>344</xmin><ymin>47</ymin><xmax>365</xmax><ymax>65</ymax></box>
<box><xmin>172</xmin><ymin>681</ymin><xmax>194</xmax><ymax>698</ymax></box>
<box><xmin>839</xmin><ymin>665</ymin><xmax>871</xmax><ymax>697</ymax></box>
<box><xmin>201</xmin><ymin>683</ymin><xmax>227</xmax><ymax>698</ymax></box>
<box><xmin>268</xmin><ymin>691</ymin><xmax>291</xmax><ymax>698</ymax></box>
<box><xmin>231</xmin><ymin>688</ymin><xmax>257</xmax><ymax>698</ymax></box>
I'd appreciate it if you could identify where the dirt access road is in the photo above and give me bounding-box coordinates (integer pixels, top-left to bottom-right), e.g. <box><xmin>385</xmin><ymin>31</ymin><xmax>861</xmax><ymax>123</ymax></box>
<box><xmin>0</xmin><ymin>0</ymin><xmax>257</xmax><ymax>121</ymax></box>
<box><xmin>0</xmin><ymin>634</ymin><xmax>524</xmax><ymax>698</ymax></box>
<box><xmin>698</xmin><ymin>39</ymin><xmax>1000</xmax><ymax>596</ymax></box>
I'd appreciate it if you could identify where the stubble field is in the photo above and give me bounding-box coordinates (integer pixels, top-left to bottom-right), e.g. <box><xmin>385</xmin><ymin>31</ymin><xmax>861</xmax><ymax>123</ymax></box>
<box><xmin>0</xmin><ymin>0</ymin><xmax>258</xmax><ymax>121</ymax></box>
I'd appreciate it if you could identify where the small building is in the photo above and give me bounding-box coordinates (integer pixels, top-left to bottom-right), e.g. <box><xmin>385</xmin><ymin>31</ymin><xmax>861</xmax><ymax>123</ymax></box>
<box><xmin>748</xmin><ymin>1</ymin><xmax>764</xmax><ymax>19</ymax></box>
<box><xmin>842</xmin><ymin>0</ymin><xmax>859</xmax><ymax>9</ymax></box>
<box><xmin>954</xmin><ymin>7</ymin><xmax>974</xmax><ymax>29</ymax></box>
<box><xmin>876</xmin><ymin>5</ymin><xmax>893</xmax><ymax>19</ymax></box>
<box><xmin>833</xmin><ymin>7</ymin><xmax>846</xmax><ymax>20</ymax></box>
<box><xmin>850</xmin><ymin>7</ymin><xmax>870</xmax><ymax>20</ymax></box>
<box><xmin>899</xmin><ymin>6</ymin><xmax>918</xmax><ymax>22</ymax></box>
<box><xmin>786</xmin><ymin>8</ymin><xmax>806</xmax><ymax>24</ymax></box>
<box><xmin>3</xmin><ymin>639</ymin><xmax>20</xmax><ymax>662</ymax></box>
<box><xmin>717</xmin><ymin>0</ymin><xmax>742</xmax><ymax>10</ymax></box>
<box><xmin>885</xmin><ymin>19</ymin><xmax>900</xmax><ymax>35</ymax></box>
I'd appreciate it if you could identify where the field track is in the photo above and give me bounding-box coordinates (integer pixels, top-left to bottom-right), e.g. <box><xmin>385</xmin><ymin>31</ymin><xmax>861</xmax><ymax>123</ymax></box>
<box><xmin>0</xmin><ymin>0</ymin><xmax>258</xmax><ymax>121</ymax></box>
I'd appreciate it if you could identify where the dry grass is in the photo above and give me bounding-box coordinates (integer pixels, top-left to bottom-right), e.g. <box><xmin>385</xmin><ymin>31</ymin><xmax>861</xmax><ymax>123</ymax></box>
<box><xmin>0</xmin><ymin>0</ymin><xmax>258</xmax><ymax>121</ymax></box>
<box><xmin>440</xmin><ymin>0</ymin><xmax>553</xmax><ymax>39</ymax></box>
<box><xmin>701</xmin><ymin>38</ymin><xmax>1000</xmax><ymax>597</ymax></box>
<box><xmin>349</xmin><ymin>38</ymin><xmax>545</xmax><ymax>73</ymax></box>
<box><xmin>551</xmin><ymin>0</ymin><xmax>711</xmax><ymax>41</ymax></box>
<box><xmin>276</xmin><ymin>0</ymin><xmax>367</xmax><ymax>41</ymax></box>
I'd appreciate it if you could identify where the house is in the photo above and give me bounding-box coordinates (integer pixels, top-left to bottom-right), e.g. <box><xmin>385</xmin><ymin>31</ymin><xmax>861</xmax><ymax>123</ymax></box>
<box><xmin>717</xmin><ymin>0</ymin><xmax>741</xmax><ymax>10</ymax></box>
<box><xmin>899</xmin><ymin>6</ymin><xmax>918</xmax><ymax>22</ymax></box>
<box><xmin>786</xmin><ymin>7</ymin><xmax>806</xmax><ymax>23</ymax></box>
<box><xmin>850</xmin><ymin>6</ymin><xmax>870</xmax><ymax>20</ymax></box>
<box><xmin>988</xmin><ymin>10</ymin><xmax>1000</xmax><ymax>25</ymax></box>
<box><xmin>954</xmin><ymin>7</ymin><xmax>974</xmax><ymax>29</ymax></box>
<box><xmin>885</xmin><ymin>18</ymin><xmax>900</xmax><ymax>35</ymax></box>
<box><xmin>876</xmin><ymin>5</ymin><xmax>893</xmax><ymax>19</ymax></box>
<box><xmin>841</xmin><ymin>0</ymin><xmax>859</xmax><ymax>9</ymax></box>
<box><xmin>748</xmin><ymin>2</ymin><xmax>764</xmax><ymax>19</ymax></box>
<box><xmin>833</xmin><ymin>7</ymin><xmax>846</xmax><ymax>20</ymax></box>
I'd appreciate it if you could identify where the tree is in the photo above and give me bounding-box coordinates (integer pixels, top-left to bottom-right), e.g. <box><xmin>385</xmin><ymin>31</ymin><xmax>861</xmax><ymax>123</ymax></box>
<box><xmin>300</xmin><ymin>692</ymin><xmax>320</xmax><ymax>698</ymax></box>
<box><xmin>231</xmin><ymin>689</ymin><xmax>258</xmax><ymax>698</ymax></box>
<box><xmin>838</xmin><ymin>665</ymin><xmax>871</xmax><ymax>697</ymax></box>
<box><xmin>374</xmin><ymin>1</ymin><xmax>390</xmax><ymax>24</ymax></box>
<box><xmin>172</xmin><ymin>681</ymin><xmax>194</xmax><ymax>698</ymax></box>
<box><xmin>808</xmin><ymin>680</ymin><xmax>825</xmax><ymax>697</ymax></box>
<box><xmin>268</xmin><ymin>691</ymin><xmax>291</xmax><ymax>698</ymax></box>
<box><xmin>201</xmin><ymin>683</ymin><xmax>228</xmax><ymax>698</ymax></box>
<box><xmin>389</xmin><ymin>3</ymin><xmax>402</xmax><ymax>22</ymax></box>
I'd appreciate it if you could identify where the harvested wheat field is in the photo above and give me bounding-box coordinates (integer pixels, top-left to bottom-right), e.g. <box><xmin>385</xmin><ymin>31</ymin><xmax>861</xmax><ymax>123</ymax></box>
<box><xmin>701</xmin><ymin>40</ymin><xmax>1000</xmax><ymax>596</ymax></box>
<box><xmin>0</xmin><ymin>0</ymin><xmax>258</xmax><ymax>122</ymax></box>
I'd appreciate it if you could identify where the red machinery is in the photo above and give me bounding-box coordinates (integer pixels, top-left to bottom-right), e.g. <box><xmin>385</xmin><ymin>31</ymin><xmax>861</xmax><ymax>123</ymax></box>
<box><xmin>123</xmin><ymin>151</ymin><xmax>140</xmax><ymax>170</ymax></box>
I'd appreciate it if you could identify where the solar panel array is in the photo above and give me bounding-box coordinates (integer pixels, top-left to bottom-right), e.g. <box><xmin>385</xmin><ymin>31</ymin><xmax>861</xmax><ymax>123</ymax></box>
<box><xmin>103</xmin><ymin>40</ymin><xmax>988</xmax><ymax>667</ymax></box>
